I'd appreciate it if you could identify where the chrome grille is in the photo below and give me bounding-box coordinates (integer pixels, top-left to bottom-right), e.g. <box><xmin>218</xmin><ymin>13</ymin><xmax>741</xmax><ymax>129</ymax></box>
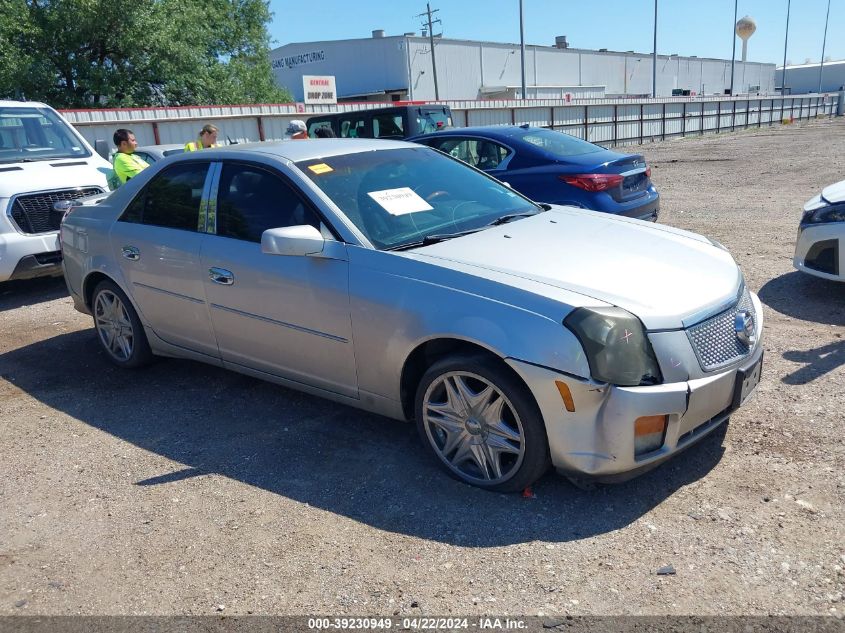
<box><xmin>686</xmin><ymin>287</ymin><xmax>755</xmax><ymax>371</ymax></box>
<box><xmin>10</xmin><ymin>188</ymin><xmax>103</xmax><ymax>234</ymax></box>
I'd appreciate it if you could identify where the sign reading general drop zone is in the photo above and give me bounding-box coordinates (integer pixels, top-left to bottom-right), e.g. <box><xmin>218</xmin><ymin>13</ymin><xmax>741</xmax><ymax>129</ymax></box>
<box><xmin>303</xmin><ymin>75</ymin><xmax>337</xmax><ymax>105</ymax></box>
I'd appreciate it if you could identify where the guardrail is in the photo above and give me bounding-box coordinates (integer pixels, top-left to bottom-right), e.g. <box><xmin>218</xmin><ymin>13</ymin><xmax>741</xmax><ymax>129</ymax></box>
<box><xmin>62</xmin><ymin>94</ymin><xmax>839</xmax><ymax>149</ymax></box>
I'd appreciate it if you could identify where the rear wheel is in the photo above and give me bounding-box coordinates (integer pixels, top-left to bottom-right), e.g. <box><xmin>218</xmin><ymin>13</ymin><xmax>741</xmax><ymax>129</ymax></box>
<box><xmin>92</xmin><ymin>280</ymin><xmax>152</xmax><ymax>368</ymax></box>
<box><xmin>415</xmin><ymin>355</ymin><xmax>550</xmax><ymax>492</ymax></box>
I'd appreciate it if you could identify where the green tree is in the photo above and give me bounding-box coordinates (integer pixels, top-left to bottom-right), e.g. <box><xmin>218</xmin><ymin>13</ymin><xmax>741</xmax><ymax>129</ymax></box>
<box><xmin>0</xmin><ymin>0</ymin><xmax>291</xmax><ymax>107</ymax></box>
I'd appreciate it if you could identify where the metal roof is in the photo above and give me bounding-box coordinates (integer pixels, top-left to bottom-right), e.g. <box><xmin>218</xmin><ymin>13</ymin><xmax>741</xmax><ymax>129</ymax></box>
<box><xmin>779</xmin><ymin>59</ymin><xmax>845</xmax><ymax>70</ymax></box>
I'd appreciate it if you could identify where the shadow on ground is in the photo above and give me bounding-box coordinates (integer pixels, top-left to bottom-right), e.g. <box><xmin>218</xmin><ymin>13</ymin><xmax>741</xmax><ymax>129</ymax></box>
<box><xmin>0</xmin><ymin>276</ymin><xmax>68</xmax><ymax>311</ymax></box>
<box><xmin>0</xmin><ymin>329</ymin><xmax>727</xmax><ymax>547</ymax></box>
<box><xmin>757</xmin><ymin>271</ymin><xmax>845</xmax><ymax>326</ymax></box>
<box><xmin>781</xmin><ymin>340</ymin><xmax>845</xmax><ymax>385</ymax></box>
<box><xmin>757</xmin><ymin>271</ymin><xmax>845</xmax><ymax>383</ymax></box>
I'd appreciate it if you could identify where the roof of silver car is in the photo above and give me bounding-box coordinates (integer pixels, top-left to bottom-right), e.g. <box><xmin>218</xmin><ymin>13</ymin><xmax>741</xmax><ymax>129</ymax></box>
<box><xmin>187</xmin><ymin>138</ymin><xmax>417</xmax><ymax>163</ymax></box>
<box><xmin>136</xmin><ymin>143</ymin><xmax>185</xmax><ymax>154</ymax></box>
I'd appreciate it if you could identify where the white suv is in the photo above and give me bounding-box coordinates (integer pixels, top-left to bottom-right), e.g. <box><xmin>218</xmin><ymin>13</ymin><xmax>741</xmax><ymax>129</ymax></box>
<box><xmin>0</xmin><ymin>101</ymin><xmax>110</xmax><ymax>281</ymax></box>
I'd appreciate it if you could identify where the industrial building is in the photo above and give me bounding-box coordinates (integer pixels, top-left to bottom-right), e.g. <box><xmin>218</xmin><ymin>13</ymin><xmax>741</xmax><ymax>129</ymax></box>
<box><xmin>776</xmin><ymin>60</ymin><xmax>845</xmax><ymax>95</ymax></box>
<box><xmin>270</xmin><ymin>32</ymin><xmax>776</xmax><ymax>102</ymax></box>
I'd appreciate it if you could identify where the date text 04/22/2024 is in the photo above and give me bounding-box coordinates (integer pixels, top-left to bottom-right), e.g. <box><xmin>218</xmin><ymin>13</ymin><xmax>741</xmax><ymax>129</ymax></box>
<box><xmin>307</xmin><ymin>617</ymin><xmax>527</xmax><ymax>630</ymax></box>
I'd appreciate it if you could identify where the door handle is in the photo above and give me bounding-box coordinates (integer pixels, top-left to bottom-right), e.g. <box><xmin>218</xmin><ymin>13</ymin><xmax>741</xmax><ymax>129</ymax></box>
<box><xmin>121</xmin><ymin>246</ymin><xmax>140</xmax><ymax>261</ymax></box>
<box><xmin>209</xmin><ymin>267</ymin><xmax>234</xmax><ymax>285</ymax></box>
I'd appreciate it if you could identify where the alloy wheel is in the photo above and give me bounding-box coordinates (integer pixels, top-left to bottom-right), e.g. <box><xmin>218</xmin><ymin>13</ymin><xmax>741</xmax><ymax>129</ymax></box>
<box><xmin>94</xmin><ymin>290</ymin><xmax>135</xmax><ymax>362</ymax></box>
<box><xmin>422</xmin><ymin>370</ymin><xmax>526</xmax><ymax>486</ymax></box>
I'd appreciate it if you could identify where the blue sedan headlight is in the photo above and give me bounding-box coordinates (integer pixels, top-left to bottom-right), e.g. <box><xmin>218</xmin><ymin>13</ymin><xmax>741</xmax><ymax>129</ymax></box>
<box><xmin>564</xmin><ymin>307</ymin><xmax>663</xmax><ymax>387</ymax></box>
<box><xmin>801</xmin><ymin>202</ymin><xmax>845</xmax><ymax>226</ymax></box>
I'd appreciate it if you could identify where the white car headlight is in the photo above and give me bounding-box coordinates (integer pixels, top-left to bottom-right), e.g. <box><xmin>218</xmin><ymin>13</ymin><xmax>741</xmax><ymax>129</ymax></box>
<box><xmin>801</xmin><ymin>202</ymin><xmax>845</xmax><ymax>225</ymax></box>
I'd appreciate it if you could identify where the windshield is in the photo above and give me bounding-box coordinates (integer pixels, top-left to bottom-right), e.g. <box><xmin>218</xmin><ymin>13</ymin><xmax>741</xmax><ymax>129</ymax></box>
<box><xmin>0</xmin><ymin>107</ymin><xmax>90</xmax><ymax>164</ymax></box>
<box><xmin>297</xmin><ymin>147</ymin><xmax>538</xmax><ymax>250</ymax></box>
<box><xmin>518</xmin><ymin>128</ymin><xmax>604</xmax><ymax>158</ymax></box>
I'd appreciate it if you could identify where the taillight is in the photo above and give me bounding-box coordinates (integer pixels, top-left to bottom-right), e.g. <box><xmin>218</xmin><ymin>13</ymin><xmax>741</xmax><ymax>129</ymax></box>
<box><xmin>646</xmin><ymin>166</ymin><xmax>652</xmax><ymax>178</ymax></box>
<box><xmin>559</xmin><ymin>173</ymin><xmax>624</xmax><ymax>192</ymax></box>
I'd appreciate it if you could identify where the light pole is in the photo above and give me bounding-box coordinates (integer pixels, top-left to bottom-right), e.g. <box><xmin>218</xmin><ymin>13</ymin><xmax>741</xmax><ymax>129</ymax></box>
<box><xmin>781</xmin><ymin>0</ymin><xmax>791</xmax><ymax>95</ymax></box>
<box><xmin>519</xmin><ymin>0</ymin><xmax>527</xmax><ymax>99</ymax></box>
<box><xmin>652</xmin><ymin>0</ymin><xmax>657</xmax><ymax>97</ymax></box>
<box><xmin>729</xmin><ymin>0</ymin><xmax>738</xmax><ymax>95</ymax></box>
<box><xmin>818</xmin><ymin>0</ymin><xmax>831</xmax><ymax>93</ymax></box>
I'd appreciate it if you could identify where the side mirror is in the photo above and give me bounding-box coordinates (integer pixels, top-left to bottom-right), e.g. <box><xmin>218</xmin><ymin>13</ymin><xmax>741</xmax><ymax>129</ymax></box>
<box><xmin>94</xmin><ymin>139</ymin><xmax>110</xmax><ymax>161</ymax></box>
<box><xmin>261</xmin><ymin>225</ymin><xmax>325</xmax><ymax>257</ymax></box>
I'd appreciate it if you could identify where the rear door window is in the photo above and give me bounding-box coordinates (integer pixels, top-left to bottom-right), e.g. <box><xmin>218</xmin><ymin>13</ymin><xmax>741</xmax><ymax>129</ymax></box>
<box><xmin>427</xmin><ymin>138</ymin><xmax>509</xmax><ymax>171</ymax></box>
<box><xmin>373</xmin><ymin>114</ymin><xmax>404</xmax><ymax>138</ymax></box>
<box><xmin>308</xmin><ymin>120</ymin><xmax>333</xmax><ymax>137</ymax></box>
<box><xmin>119</xmin><ymin>162</ymin><xmax>210</xmax><ymax>231</ymax></box>
<box><xmin>339</xmin><ymin>115</ymin><xmax>370</xmax><ymax>138</ymax></box>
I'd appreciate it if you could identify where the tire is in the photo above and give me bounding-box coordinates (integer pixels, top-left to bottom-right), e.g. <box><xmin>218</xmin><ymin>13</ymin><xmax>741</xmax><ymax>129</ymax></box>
<box><xmin>91</xmin><ymin>279</ymin><xmax>153</xmax><ymax>368</ymax></box>
<box><xmin>414</xmin><ymin>354</ymin><xmax>550</xmax><ymax>492</ymax></box>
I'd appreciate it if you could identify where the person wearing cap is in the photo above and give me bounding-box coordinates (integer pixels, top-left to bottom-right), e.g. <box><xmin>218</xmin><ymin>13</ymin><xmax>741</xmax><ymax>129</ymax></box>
<box><xmin>286</xmin><ymin>120</ymin><xmax>308</xmax><ymax>140</ymax></box>
<box><xmin>184</xmin><ymin>124</ymin><xmax>220</xmax><ymax>151</ymax></box>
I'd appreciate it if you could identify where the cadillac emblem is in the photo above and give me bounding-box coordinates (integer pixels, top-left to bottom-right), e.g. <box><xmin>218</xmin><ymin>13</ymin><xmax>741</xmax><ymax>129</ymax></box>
<box><xmin>734</xmin><ymin>311</ymin><xmax>755</xmax><ymax>346</ymax></box>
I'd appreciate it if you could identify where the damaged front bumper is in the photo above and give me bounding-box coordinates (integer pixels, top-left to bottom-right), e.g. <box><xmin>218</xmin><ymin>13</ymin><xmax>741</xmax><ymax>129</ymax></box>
<box><xmin>506</xmin><ymin>341</ymin><xmax>763</xmax><ymax>482</ymax></box>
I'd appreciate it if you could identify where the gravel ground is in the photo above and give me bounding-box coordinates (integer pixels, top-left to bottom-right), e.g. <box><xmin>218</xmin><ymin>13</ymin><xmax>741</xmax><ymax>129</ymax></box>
<box><xmin>0</xmin><ymin>119</ymin><xmax>843</xmax><ymax>618</ymax></box>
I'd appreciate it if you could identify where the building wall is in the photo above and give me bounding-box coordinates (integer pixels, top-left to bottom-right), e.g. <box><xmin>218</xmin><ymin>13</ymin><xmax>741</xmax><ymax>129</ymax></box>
<box><xmin>271</xmin><ymin>37</ymin><xmax>777</xmax><ymax>101</ymax></box>
<box><xmin>271</xmin><ymin>37</ymin><xmax>410</xmax><ymax>100</ymax></box>
<box><xmin>776</xmin><ymin>62</ymin><xmax>845</xmax><ymax>94</ymax></box>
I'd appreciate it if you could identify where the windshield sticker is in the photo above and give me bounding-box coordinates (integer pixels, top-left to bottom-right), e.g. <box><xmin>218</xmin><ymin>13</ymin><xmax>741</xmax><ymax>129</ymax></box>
<box><xmin>367</xmin><ymin>187</ymin><xmax>433</xmax><ymax>216</ymax></box>
<box><xmin>308</xmin><ymin>163</ymin><xmax>333</xmax><ymax>174</ymax></box>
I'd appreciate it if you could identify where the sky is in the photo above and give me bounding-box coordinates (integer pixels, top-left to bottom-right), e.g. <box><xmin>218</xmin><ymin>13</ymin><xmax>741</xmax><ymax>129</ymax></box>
<box><xmin>268</xmin><ymin>0</ymin><xmax>842</xmax><ymax>67</ymax></box>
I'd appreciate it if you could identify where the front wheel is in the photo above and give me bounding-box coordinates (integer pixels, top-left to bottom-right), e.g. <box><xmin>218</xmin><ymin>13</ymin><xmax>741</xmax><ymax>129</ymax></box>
<box><xmin>415</xmin><ymin>355</ymin><xmax>550</xmax><ymax>492</ymax></box>
<box><xmin>92</xmin><ymin>280</ymin><xmax>153</xmax><ymax>368</ymax></box>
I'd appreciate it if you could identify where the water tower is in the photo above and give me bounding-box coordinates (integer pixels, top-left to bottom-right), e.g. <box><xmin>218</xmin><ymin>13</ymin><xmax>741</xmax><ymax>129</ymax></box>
<box><xmin>736</xmin><ymin>16</ymin><xmax>757</xmax><ymax>62</ymax></box>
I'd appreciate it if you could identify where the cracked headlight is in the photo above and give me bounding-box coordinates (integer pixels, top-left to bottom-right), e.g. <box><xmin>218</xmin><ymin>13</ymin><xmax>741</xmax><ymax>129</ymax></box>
<box><xmin>564</xmin><ymin>307</ymin><xmax>663</xmax><ymax>387</ymax></box>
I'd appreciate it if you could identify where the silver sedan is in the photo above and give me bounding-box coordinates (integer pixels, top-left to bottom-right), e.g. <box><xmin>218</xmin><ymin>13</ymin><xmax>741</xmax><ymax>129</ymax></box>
<box><xmin>60</xmin><ymin>139</ymin><xmax>763</xmax><ymax>492</ymax></box>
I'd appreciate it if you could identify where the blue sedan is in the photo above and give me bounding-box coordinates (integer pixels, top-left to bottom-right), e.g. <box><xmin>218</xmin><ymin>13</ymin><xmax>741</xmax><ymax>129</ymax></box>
<box><xmin>411</xmin><ymin>125</ymin><xmax>659</xmax><ymax>221</ymax></box>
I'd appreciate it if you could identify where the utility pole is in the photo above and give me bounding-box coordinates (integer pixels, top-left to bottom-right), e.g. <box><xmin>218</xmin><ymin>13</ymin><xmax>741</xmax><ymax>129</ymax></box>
<box><xmin>417</xmin><ymin>3</ymin><xmax>442</xmax><ymax>100</ymax></box>
<box><xmin>519</xmin><ymin>0</ymin><xmax>526</xmax><ymax>100</ymax></box>
<box><xmin>729</xmin><ymin>0</ymin><xmax>738</xmax><ymax>95</ymax></box>
<box><xmin>818</xmin><ymin>0</ymin><xmax>831</xmax><ymax>93</ymax></box>
<box><xmin>652</xmin><ymin>0</ymin><xmax>658</xmax><ymax>98</ymax></box>
<box><xmin>781</xmin><ymin>0</ymin><xmax>791</xmax><ymax>95</ymax></box>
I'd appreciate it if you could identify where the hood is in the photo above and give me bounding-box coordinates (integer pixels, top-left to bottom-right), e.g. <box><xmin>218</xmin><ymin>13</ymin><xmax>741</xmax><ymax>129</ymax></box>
<box><xmin>821</xmin><ymin>179</ymin><xmax>845</xmax><ymax>205</ymax></box>
<box><xmin>412</xmin><ymin>207</ymin><xmax>741</xmax><ymax>330</ymax></box>
<box><xmin>0</xmin><ymin>157</ymin><xmax>110</xmax><ymax>199</ymax></box>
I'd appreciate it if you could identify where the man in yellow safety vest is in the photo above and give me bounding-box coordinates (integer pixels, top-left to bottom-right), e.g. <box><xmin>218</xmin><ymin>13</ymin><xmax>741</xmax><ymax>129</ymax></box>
<box><xmin>111</xmin><ymin>128</ymin><xmax>149</xmax><ymax>187</ymax></box>
<box><xmin>184</xmin><ymin>124</ymin><xmax>220</xmax><ymax>151</ymax></box>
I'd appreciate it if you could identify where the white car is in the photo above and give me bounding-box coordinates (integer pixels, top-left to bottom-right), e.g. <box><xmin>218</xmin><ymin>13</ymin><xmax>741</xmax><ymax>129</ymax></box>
<box><xmin>0</xmin><ymin>100</ymin><xmax>110</xmax><ymax>282</ymax></box>
<box><xmin>794</xmin><ymin>179</ymin><xmax>845</xmax><ymax>281</ymax></box>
